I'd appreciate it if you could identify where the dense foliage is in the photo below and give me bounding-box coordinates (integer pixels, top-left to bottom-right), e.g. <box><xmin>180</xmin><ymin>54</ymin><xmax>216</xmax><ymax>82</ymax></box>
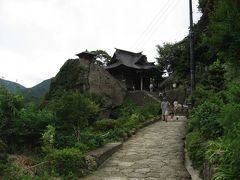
<box><xmin>0</xmin><ymin>85</ymin><xmax>160</xmax><ymax>178</ymax></box>
<box><xmin>155</xmin><ymin>0</ymin><xmax>240</xmax><ymax>179</ymax></box>
<box><xmin>187</xmin><ymin>79</ymin><xmax>240</xmax><ymax>179</ymax></box>
<box><xmin>91</xmin><ymin>50</ymin><xmax>111</xmax><ymax>67</ymax></box>
<box><xmin>184</xmin><ymin>1</ymin><xmax>240</xmax><ymax>179</ymax></box>
<box><xmin>155</xmin><ymin>40</ymin><xmax>189</xmax><ymax>79</ymax></box>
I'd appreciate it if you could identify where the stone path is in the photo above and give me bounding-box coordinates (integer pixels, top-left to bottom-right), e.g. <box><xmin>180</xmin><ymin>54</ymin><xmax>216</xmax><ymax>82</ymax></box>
<box><xmin>83</xmin><ymin>117</ymin><xmax>191</xmax><ymax>180</ymax></box>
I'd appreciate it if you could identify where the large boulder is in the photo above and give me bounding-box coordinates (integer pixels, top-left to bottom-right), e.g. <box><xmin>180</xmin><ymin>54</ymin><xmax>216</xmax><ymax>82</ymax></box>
<box><xmin>89</xmin><ymin>63</ymin><xmax>126</xmax><ymax>107</ymax></box>
<box><xmin>47</xmin><ymin>59</ymin><xmax>126</xmax><ymax>109</ymax></box>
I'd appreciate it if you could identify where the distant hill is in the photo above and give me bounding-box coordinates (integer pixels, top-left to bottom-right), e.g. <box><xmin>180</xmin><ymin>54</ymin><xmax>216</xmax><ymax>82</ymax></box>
<box><xmin>23</xmin><ymin>79</ymin><xmax>52</xmax><ymax>102</ymax></box>
<box><xmin>0</xmin><ymin>78</ymin><xmax>52</xmax><ymax>102</ymax></box>
<box><xmin>0</xmin><ymin>78</ymin><xmax>26</xmax><ymax>93</ymax></box>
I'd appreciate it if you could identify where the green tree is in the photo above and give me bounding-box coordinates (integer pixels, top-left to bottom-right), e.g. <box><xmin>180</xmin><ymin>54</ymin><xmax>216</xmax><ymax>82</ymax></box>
<box><xmin>155</xmin><ymin>40</ymin><xmax>189</xmax><ymax>78</ymax></box>
<box><xmin>201</xmin><ymin>0</ymin><xmax>240</xmax><ymax>68</ymax></box>
<box><xmin>91</xmin><ymin>50</ymin><xmax>111</xmax><ymax>66</ymax></box>
<box><xmin>49</xmin><ymin>91</ymin><xmax>99</xmax><ymax>143</ymax></box>
<box><xmin>15</xmin><ymin>103</ymin><xmax>55</xmax><ymax>148</ymax></box>
<box><xmin>0</xmin><ymin>86</ymin><xmax>23</xmax><ymax>145</ymax></box>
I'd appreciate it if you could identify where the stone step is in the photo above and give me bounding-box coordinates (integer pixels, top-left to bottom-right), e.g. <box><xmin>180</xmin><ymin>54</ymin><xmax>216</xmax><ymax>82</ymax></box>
<box><xmin>87</xmin><ymin>142</ymin><xmax>122</xmax><ymax>166</ymax></box>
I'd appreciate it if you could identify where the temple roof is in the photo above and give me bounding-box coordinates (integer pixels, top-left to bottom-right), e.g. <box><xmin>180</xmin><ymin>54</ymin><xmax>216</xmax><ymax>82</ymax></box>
<box><xmin>76</xmin><ymin>50</ymin><xmax>96</xmax><ymax>60</ymax></box>
<box><xmin>105</xmin><ymin>48</ymin><xmax>156</xmax><ymax>70</ymax></box>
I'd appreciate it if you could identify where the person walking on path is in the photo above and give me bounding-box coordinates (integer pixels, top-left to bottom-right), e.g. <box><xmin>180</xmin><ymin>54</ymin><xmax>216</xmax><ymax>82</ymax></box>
<box><xmin>161</xmin><ymin>97</ymin><xmax>171</xmax><ymax>122</ymax></box>
<box><xmin>149</xmin><ymin>83</ymin><xmax>153</xmax><ymax>92</ymax></box>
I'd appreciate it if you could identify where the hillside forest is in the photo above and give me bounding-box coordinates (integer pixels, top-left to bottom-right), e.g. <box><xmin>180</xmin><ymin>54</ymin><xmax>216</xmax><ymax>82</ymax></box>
<box><xmin>155</xmin><ymin>0</ymin><xmax>240</xmax><ymax>179</ymax></box>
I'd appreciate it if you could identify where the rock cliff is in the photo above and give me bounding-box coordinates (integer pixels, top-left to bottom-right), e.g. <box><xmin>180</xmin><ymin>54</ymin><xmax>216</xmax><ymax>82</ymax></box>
<box><xmin>47</xmin><ymin>59</ymin><xmax>126</xmax><ymax>109</ymax></box>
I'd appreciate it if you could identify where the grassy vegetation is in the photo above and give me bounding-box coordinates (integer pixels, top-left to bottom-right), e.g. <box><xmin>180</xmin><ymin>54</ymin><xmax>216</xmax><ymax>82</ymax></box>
<box><xmin>0</xmin><ymin>86</ymin><xmax>160</xmax><ymax>178</ymax></box>
<box><xmin>186</xmin><ymin>79</ymin><xmax>240</xmax><ymax>179</ymax></box>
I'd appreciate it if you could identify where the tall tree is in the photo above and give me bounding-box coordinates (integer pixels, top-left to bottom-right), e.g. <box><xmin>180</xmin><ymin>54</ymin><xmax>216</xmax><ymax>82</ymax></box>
<box><xmin>91</xmin><ymin>50</ymin><xmax>111</xmax><ymax>67</ymax></box>
<box><xmin>155</xmin><ymin>40</ymin><xmax>189</xmax><ymax>78</ymax></box>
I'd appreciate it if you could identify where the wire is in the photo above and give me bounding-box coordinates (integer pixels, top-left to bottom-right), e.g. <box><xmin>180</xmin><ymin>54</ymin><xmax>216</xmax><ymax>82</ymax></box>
<box><xmin>130</xmin><ymin>0</ymin><xmax>181</xmax><ymax>51</ymax></box>
<box><xmin>130</xmin><ymin>0</ymin><xmax>171</xmax><ymax>50</ymax></box>
<box><xmin>139</xmin><ymin>0</ymin><xmax>181</xmax><ymax>50</ymax></box>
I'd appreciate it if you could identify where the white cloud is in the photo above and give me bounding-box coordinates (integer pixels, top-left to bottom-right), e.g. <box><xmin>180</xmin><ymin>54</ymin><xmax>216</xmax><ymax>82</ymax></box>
<box><xmin>0</xmin><ymin>0</ymin><xmax>201</xmax><ymax>87</ymax></box>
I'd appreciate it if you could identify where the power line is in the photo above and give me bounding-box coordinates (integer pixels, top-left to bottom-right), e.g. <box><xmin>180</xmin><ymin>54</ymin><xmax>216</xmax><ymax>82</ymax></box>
<box><xmin>137</xmin><ymin>0</ymin><xmax>180</xmax><ymax>50</ymax></box>
<box><xmin>130</xmin><ymin>0</ymin><xmax>172</xmax><ymax>50</ymax></box>
<box><xmin>132</xmin><ymin>0</ymin><xmax>175</xmax><ymax>50</ymax></box>
<box><xmin>131</xmin><ymin>0</ymin><xmax>180</xmax><ymax>51</ymax></box>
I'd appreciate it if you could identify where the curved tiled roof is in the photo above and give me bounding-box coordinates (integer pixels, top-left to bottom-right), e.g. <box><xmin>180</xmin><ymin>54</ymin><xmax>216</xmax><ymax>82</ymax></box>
<box><xmin>105</xmin><ymin>49</ymin><xmax>156</xmax><ymax>70</ymax></box>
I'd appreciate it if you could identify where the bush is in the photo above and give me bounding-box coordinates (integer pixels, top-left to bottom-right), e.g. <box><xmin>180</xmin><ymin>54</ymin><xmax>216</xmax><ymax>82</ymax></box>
<box><xmin>206</xmin><ymin>138</ymin><xmax>237</xmax><ymax>180</ymax></box>
<box><xmin>79</xmin><ymin>129</ymin><xmax>104</xmax><ymax>150</ymax></box>
<box><xmin>94</xmin><ymin>119</ymin><xmax>121</xmax><ymax>131</ymax></box>
<box><xmin>206</xmin><ymin>138</ymin><xmax>231</xmax><ymax>165</ymax></box>
<box><xmin>220</xmin><ymin>103</ymin><xmax>240</xmax><ymax>138</ymax></box>
<box><xmin>48</xmin><ymin>91</ymin><xmax>99</xmax><ymax>144</ymax></box>
<box><xmin>104</xmin><ymin>128</ymin><xmax>128</xmax><ymax>142</ymax></box>
<box><xmin>0</xmin><ymin>86</ymin><xmax>23</xmax><ymax>145</ymax></box>
<box><xmin>48</xmin><ymin>148</ymin><xmax>85</xmax><ymax>176</ymax></box>
<box><xmin>189</xmin><ymin>102</ymin><xmax>223</xmax><ymax>139</ymax></box>
<box><xmin>0</xmin><ymin>139</ymin><xmax>8</xmax><ymax>175</ymax></box>
<box><xmin>54</xmin><ymin>133</ymin><xmax>76</xmax><ymax>148</ymax></box>
<box><xmin>15</xmin><ymin>103</ymin><xmax>55</xmax><ymax>149</ymax></box>
<box><xmin>42</xmin><ymin>125</ymin><xmax>55</xmax><ymax>154</ymax></box>
<box><xmin>225</xmin><ymin>79</ymin><xmax>240</xmax><ymax>104</ymax></box>
<box><xmin>186</xmin><ymin>131</ymin><xmax>206</xmax><ymax>169</ymax></box>
<box><xmin>139</xmin><ymin>103</ymin><xmax>161</xmax><ymax>118</ymax></box>
<box><xmin>125</xmin><ymin>113</ymin><xmax>144</xmax><ymax>129</ymax></box>
<box><xmin>111</xmin><ymin>98</ymin><xmax>140</xmax><ymax>119</ymax></box>
<box><xmin>74</xmin><ymin>142</ymin><xmax>88</xmax><ymax>152</ymax></box>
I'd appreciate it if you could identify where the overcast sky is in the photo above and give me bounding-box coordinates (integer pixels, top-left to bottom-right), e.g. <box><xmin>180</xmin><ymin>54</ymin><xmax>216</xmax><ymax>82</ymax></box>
<box><xmin>0</xmin><ymin>0</ymin><xmax>201</xmax><ymax>88</ymax></box>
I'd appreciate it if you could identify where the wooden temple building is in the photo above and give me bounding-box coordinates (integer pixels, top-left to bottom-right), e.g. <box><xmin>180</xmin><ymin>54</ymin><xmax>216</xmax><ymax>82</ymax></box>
<box><xmin>105</xmin><ymin>49</ymin><xmax>161</xmax><ymax>91</ymax></box>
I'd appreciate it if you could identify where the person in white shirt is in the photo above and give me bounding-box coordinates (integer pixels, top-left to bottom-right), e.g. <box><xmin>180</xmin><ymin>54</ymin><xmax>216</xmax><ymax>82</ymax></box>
<box><xmin>161</xmin><ymin>97</ymin><xmax>171</xmax><ymax>122</ymax></box>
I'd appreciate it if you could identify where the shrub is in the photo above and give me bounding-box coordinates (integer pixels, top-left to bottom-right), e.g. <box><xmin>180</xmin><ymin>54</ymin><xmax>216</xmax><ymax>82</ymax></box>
<box><xmin>15</xmin><ymin>103</ymin><xmax>55</xmax><ymax>148</ymax></box>
<box><xmin>225</xmin><ymin>79</ymin><xmax>240</xmax><ymax>104</ymax></box>
<box><xmin>220</xmin><ymin>103</ymin><xmax>240</xmax><ymax>138</ymax></box>
<box><xmin>0</xmin><ymin>86</ymin><xmax>23</xmax><ymax>145</ymax></box>
<box><xmin>125</xmin><ymin>113</ymin><xmax>144</xmax><ymax>129</ymax></box>
<box><xmin>139</xmin><ymin>103</ymin><xmax>161</xmax><ymax>118</ymax></box>
<box><xmin>94</xmin><ymin>119</ymin><xmax>121</xmax><ymax>131</ymax></box>
<box><xmin>186</xmin><ymin>131</ymin><xmax>206</xmax><ymax>169</ymax></box>
<box><xmin>111</xmin><ymin>98</ymin><xmax>140</xmax><ymax>119</ymax></box>
<box><xmin>104</xmin><ymin>128</ymin><xmax>128</xmax><ymax>142</ymax></box>
<box><xmin>48</xmin><ymin>148</ymin><xmax>85</xmax><ymax>176</ymax></box>
<box><xmin>205</xmin><ymin>131</ymin><xmax>240</xmax><ymax>180</ymax></box>
<box><xmin>0</xmin><ymin>139</ymin><xmax>8</xmax><ymax>175</ymax></box>
<box><xmin>74</xmin><ymin>142</ymin><xmax>88</xmax><ymax>152</ymax></box>
<box><xmin>206</xmin><ymin>138</ymin><xmax>231</xmax><ymax>165</ymax></box>
<box><xmin>48</xmin><ymin>91</ymin><xmax>99</xmax><ymax>143</ymax></box>
<box><xmin>192</xmin><ymin>86</ymin><xmax>226</xmax><ymax>107</ymax></box>
<box><xmin>54</xmin><ymin>133</ymin><xmax>76</xmax><ymax>149</ymax></box>
<box><xmin>42</xmin><ymin>125</ymin><xmax>55</xmax><ymax>154</ymax></box>
<box><xmin>189</xmin><ymin>102</ymin><xmax>223</xmax><ymax>139</ymax></box>
<box><xmin>78</xmin><ymin>130</ymin><xmax>104</xmax><ymax>150</ymax></box>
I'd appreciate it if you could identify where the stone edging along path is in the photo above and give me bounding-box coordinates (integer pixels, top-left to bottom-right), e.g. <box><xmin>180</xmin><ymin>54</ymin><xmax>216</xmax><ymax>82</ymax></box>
<box><xmin>83</xmin><ymin>116</ymin><xmax>191</xmax><ymax>179</ymax></box>
<box><xmin>85</xmin><ymin>116</ymin><xmax>161</xmax><ymax>168</ymax></box>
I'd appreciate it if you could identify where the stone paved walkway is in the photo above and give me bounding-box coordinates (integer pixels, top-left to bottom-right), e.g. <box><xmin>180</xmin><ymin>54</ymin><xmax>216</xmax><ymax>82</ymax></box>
<box><xmin>83</xmin><ymin>117</ymin><xmax>191</xmax><ymax>180</ymax></box>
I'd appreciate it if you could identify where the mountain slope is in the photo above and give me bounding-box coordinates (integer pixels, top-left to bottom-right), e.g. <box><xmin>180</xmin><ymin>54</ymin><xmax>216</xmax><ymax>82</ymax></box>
<box><xmin>0</xmin><ymin>78</ymin><xmax>26</xmax><ymax>93</ymax></box>
<box><xmin>24</xmin><ymin>79</ymin><xmax>52</xmax><ymax>101</ymax></box>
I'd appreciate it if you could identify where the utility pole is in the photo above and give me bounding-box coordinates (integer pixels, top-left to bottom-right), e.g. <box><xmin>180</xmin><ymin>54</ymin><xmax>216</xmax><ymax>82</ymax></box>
<box><xmin>189</xmin><ymin>0</ymin><xmax>195</xmax><ymax>95</ymax></box>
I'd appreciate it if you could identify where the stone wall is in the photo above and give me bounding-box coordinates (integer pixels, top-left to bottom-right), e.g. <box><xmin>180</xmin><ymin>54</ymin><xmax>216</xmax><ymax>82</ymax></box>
<box><xmin>48</xmin><ymin>59</ymin><xmax>127</xmax><ymax>109</ymax></box>
<box><xmin>127</xmin><ymin>91</ymin><xmax>160</xmax><ymax>106</ymax></box>
<box><xmin>89</xmin><ymin>63</ymin><xmax>126</xmax><ymax>108</ymax></box>
<box><xmin>164</xmin><ymin>86</ymin><xmax>187</xmax><ymax>104</ymax></box>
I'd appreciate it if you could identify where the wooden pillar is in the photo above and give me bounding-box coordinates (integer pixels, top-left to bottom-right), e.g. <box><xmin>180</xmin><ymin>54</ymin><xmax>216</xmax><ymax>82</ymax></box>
<box><xmin>141</xmin><ymin>77</ymin><xmax>143</xmax><ymax>91</ymax></box>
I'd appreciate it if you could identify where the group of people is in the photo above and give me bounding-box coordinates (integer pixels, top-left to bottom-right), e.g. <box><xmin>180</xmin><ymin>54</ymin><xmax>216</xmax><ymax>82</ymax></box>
<box><xmin>160</xmin><ymin>95</ymin><xmax>179</xmax><ymax>122</ymax></box>
<box><xmin>148</xmin><ymin>82</ymin><xmax>180</xmax><ymax>121</ymax></box>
